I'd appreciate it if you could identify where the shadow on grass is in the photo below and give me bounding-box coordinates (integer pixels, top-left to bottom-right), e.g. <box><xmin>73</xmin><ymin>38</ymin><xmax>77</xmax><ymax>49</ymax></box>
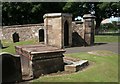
<box><xmin>96</xmin><ymin>33</ymin><xmax>120</xmax><ymax>36</ymax></box>
<box><xmin>65</xmin><ymin>42</ymin><xmax>108</xmax><ymax>49</ymax></box>
<box><xmin>2</xmin><ymin>46</ymin><xmax>9</xmax><ymax>49</ymax></box>
<box><xmin>94</xmin><ymin>43</ymin><xmax>107</xmax><ymax>46</ymax></box>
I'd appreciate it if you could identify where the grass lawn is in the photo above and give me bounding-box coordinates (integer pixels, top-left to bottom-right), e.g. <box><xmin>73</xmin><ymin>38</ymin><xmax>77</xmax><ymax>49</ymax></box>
<box><xmin>1</xmin><ymin>39</ymin><xmax>39</xmax><ymax>54</ymax></box>
<box><xmin>31</xmin><ymin>52</ymin><xmax>118</xmax><ymax>82</ymax></box>
<box><xmin>1</xmin><ymin>34</ymin><xmax>119</xmax><ymax>54</ymax></box>
<box><xmin>95</xmin><ymin>35</ymin><xmax>119</xmax><ymax>43</ymax></box>
<box><xmin>1</xmin><ymin>34</ymin><xmax>119</xmax><ymax>82</ymax></box>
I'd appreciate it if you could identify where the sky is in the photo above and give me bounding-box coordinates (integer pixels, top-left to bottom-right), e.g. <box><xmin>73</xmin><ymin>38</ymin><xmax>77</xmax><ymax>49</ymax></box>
<box><xmin>75</xmin><ymin>16</ymin><xmax>120</xmax><ymax>23</ymax></box>
<box><xmin>74</xmin><ymin>16</ymin><xmax>83</xmax><ymax>21</ymax></box>
<box><xmin>101</xmin><ymin>16</ymin><xmax>120</xmax><ymax>24</ymax></box>
<box><xmin>110</xmin><ymin>16</ymin><xmax>120</xmax><ymax>22</ymax></box>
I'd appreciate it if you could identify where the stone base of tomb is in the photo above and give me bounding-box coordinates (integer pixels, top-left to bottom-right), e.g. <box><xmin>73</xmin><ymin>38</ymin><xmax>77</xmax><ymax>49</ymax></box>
<box><xmin>15</xmin><ymin>44</ymin><xmax>65</xmax><ymax>80</ymax></box>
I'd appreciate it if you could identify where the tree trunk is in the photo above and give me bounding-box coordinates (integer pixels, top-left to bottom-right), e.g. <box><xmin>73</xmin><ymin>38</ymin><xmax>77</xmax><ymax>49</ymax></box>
<box><xmin>95</xmin><ymin>18</ymin><xmax>103</xmax><ymax>35</ymax></box>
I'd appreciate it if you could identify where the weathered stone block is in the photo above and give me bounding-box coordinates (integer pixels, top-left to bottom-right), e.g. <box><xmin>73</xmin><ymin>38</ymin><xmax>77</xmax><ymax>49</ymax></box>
<box><xmin>65</xmin><ymin>60</ymin><xmax>89</xmax><ymax>72</ymax></box>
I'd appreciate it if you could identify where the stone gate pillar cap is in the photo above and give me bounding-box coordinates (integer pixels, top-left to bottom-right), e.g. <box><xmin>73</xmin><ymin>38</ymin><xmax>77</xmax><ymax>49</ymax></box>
<box><xmin>83</xmin><ymin>14</ymin><xmax>95</xmax><ymax>19</ymax></box>
<box><xmin>43</xmin><ymin>13</ymin><xmax>72</xmax><ymax>19</ymax></box>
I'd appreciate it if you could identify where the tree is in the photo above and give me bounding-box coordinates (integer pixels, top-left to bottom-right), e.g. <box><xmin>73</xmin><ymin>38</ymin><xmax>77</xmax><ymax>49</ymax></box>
<box><xmin>2</xmin><ymin>2</ymin><xmax>66</xmax><ymax>26</ymax></box>
<box><xmin>2</xmin><ymin>2</ymin><xmax>120</xmax><ymax>27</ymax></box>
<box><xmin>62</xmin><ymin>2</ymin><xmax>120</xmax><ymax>32</ymax></box>
<box><xmin>2</xmin><ymin>2</ymin><xmax>35</xmax><ymax>25</ymax></box>
<box><xmin>63</xmin><ymin>2</ymin><xmax>84</xmax><ymax>19</ymax></box>
<box><xmin>94</xmin><ymin>2</ymin><xmax>120</xmax><ymax>33</ymax></box>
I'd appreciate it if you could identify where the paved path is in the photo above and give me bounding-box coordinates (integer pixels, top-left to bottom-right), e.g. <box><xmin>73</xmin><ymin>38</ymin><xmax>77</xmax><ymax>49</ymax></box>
<box><xmin>65</xmin><ymin>42</ymin><xmax>119</xmax><ymax>54</ymax></box>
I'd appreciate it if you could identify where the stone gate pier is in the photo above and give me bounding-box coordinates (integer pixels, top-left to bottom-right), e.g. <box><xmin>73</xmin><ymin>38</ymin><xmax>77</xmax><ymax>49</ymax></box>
<box><xmin>83</xmin><ymin>14</ymin><xmax>95</xmax><ymax>46</ymax></box>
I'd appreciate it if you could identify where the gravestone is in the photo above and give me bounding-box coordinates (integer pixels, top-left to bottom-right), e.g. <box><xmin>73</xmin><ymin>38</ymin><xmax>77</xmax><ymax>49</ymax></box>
<box><xmin>12</xmin><ymin>32</ymin><xmax>19</xmax><ymax>43</ymax></box>
<box><xmin>39</xmin><ymin>29</ymin><xmax>44</xmax><ymax>42</ymax></box>
<box><xmin>0</xmin><ymin>40</ymin><xmax>3</xmax><ymax>49</ymax></box>
<box><xmin>1</xmin><ymin>52</ymin><xmax>22</xmax><ymax>83</ymax></box>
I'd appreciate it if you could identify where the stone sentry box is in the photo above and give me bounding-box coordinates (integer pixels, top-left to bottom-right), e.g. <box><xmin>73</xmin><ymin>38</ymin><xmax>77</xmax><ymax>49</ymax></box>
<box><xmin>43</xmin><ymin>13</ymin><xmax>72</xmax><ymax>48</ymax></box>
<box><xmin>15</xmin><ymin>44</ymin><xmax>65</xmax><ymax>80</ymax></box>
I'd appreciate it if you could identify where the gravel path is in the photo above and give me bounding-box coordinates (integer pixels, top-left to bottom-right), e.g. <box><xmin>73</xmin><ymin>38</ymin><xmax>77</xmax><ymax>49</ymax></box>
<box><xmin>65</xmin><ymin>42</ymin><xmax>119</xmax><ymax>54</ymax></box>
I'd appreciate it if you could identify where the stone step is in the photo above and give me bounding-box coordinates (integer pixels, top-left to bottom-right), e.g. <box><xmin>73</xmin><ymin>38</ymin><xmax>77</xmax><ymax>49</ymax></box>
<box><xmin>64</xmin><ymin>59</ymin><xmax>74</xmax><ymax>65</ymax></box>
<box><xmin>64</xmin><ymin>60</ymin><xmax>89</xmax><ymax>72</ymax></box>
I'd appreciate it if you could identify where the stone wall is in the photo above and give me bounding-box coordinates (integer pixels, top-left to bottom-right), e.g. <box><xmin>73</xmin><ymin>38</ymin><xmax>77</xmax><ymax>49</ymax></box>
<box><xmin>2</xmin><ymin>24</ymin><xmax>44</xmax><ymax>42</ymax></box>
<box><xmin>1</xmin><ymin>14</ymin><xmax>95</xmax><ymax>47</ymax></box>
<box><xmin>1</xmin><ymin>22</ymin><xmax>78</xmax><ymax>44</ymax></box>
<box><xmin>72</xmin><ymin>21</ymin><xmax>84</xmax><ymax>39</ymax></box>
<box><xmin>72</xmin><ymin>21</ymin><xmax>86</xmax><ymax>46</ymax></box>
<box><xmin>1</xmin><ymin>21</ymin><xmax>91</xmax><ymax>46</ymax></box>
